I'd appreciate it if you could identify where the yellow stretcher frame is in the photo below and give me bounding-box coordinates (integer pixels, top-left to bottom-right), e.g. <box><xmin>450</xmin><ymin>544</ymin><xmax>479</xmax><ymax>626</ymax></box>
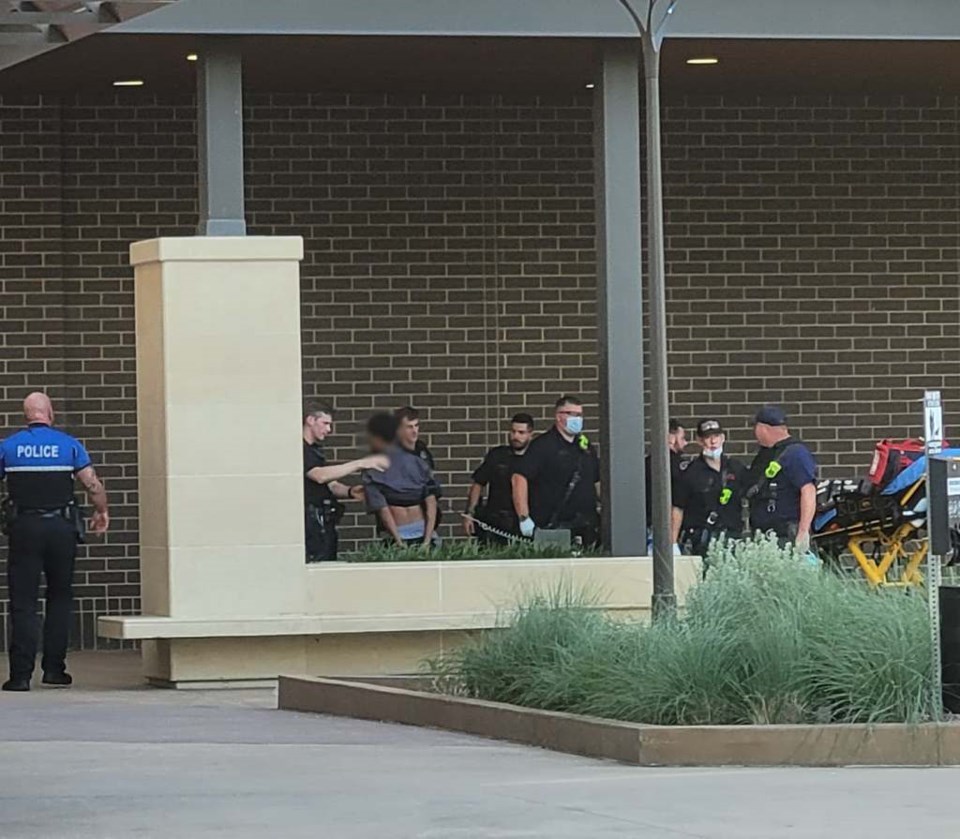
<box><xmin>816</xmin><ymin>478</ymin><xmax>929</xmax><ymax>587</ymax></box>
<box><xmin>846</xmin><ymin>522</ymin><xmax>927</xmax><ymax>587</ymax></box>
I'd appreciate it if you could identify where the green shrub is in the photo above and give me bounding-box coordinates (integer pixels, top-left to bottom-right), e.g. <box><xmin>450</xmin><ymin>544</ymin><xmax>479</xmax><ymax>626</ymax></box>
<box><xmin>432</xmin><ymin>534</ymin><xmax>932</xmax><ymax>725</ymax></box>
<box><xmin>342</xmin><ymin>540</ymin><xmax>594</xmax><ymax>563</ymax></box>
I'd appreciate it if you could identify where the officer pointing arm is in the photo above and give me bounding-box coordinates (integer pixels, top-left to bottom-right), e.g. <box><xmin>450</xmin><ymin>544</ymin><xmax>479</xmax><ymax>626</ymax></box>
<box><xmin>303</xmin><ymin>401</ymin><xmax>388</xmax><ymax>563</ymax></box>
<box><xmin>2</xmin><ymin>392</ymin><xmax>109</xmax><ymax>692</ymax></box>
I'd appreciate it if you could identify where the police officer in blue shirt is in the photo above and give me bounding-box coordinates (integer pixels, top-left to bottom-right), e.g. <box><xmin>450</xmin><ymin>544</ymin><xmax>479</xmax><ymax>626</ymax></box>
<box><xmin>747</xmin><ymin>405</ymin><xmax>818</xmax><ymax>551</ymax></box>
<box><xmin>1</xmin><ymin>393</ymin><xmax>109</xmax><ymax>692</ymax></box>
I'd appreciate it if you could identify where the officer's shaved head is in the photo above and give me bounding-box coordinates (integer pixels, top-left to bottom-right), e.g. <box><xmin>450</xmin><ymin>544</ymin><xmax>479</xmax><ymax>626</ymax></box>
<box><xmin>23</xmin><ymin>392</ymin><xmax>53</xmax><ymax>425</ymax></box>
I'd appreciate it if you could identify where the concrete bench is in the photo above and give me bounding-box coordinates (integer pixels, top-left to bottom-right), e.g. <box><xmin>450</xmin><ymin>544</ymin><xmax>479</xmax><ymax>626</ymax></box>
<box><xmin>98</xmin><ymin>556</ymin><xmax>701</xmax><ymax>688</ymax></box>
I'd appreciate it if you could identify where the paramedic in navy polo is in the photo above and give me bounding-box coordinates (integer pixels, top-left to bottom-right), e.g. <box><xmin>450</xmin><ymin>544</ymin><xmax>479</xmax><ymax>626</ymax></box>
<box><xmin>748</xmin><ymin>405</ymin><xmax>818</xmax><ymax>552</ymax></box>
<box><xmin>1</xmin><ymin>393</ymin><xmax>109</xmax><ymax>692</ymax></box>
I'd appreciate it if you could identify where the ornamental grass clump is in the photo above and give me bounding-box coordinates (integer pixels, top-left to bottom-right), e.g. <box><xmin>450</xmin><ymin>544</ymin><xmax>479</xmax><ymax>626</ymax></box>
<box><xmin>432</xmin><ymin>534</ymin><xmax>932</xmax><ymax>725</ymax></box>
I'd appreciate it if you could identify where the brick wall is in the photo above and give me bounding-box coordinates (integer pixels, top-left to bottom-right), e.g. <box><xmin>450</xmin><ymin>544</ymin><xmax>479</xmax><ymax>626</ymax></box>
<box><xmin>663</xmin><ymin>96</ymin><xmax>960</xmax><ymax>467</ymax></box>
<box><xmin>246</xmin><ymin>93</ymin><xmax>598</xmax><ymax>547</ymax></box>
<box><xmin>0</xmin><ymin>91</ymin><xmax>956</xmax><ymax>650</ymax></box>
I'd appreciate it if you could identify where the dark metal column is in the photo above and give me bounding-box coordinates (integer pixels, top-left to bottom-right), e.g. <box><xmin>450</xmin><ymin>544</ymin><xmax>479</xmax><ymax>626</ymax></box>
<box><xmin>196</xmin><ymin>40</ymin><xmax>246</xmax><ymax>236</ymax></box>
<box><xmin>642</xmin><ymin>29</ymin><xmax>675</xmax><ymax>615</ymax></box>
<box><xmin>595</xmin><ymin>41</ymin><xmax>646</xmax><ymax>557</ymax></box>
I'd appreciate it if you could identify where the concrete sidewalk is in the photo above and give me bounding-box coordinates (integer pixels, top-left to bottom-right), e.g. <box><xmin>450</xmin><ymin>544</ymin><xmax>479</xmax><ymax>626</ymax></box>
<box><xmin>0</xmin><ymin>652</ymin><xmax>957</xmax><ymax>838</ymax></box>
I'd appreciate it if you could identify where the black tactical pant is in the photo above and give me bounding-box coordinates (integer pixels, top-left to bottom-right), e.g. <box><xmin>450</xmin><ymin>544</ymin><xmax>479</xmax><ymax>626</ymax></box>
<box><xmin>681</xmin><ymin>526</ymin><xmax>742</xmax><ymax>556</ymax></box>
<box><xmin>305</xmin><ymin>505</ymin><xmax>338</xmax><ymax>563</ymax></box>
<box><xmin>7</xmin><ymin>514</ymin><xmax>77</xmax><ymax>679</ymax></box>
<box><xmin>681</xmin><ymin>526</ymin><xmax>743</xmax><ymax>578</ymax></box>
<box><xmin>552</xmin><ymin>512</ymin><xmax>600</xmax><ymax>549</ymax></box>
<box><xmin>751</xmin><ymin>519</ymin><xmax>798</xmax><ymax>548</ymax></box>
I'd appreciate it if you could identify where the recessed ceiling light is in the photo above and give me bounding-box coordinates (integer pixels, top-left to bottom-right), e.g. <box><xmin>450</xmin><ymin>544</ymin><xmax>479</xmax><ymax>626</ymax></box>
<box><xmin>585</xmin><ymin>83</ymin><xmax>596</xmax><ymax>89</ymax></box>
<box><xmin>187</xmin><ymin>54</ymin><xmax>198</xmax><ymax>62</ymax></box>
<box><xmin>113</xmin><ymin>79</ymin><xmax>144</xmax><ymax>87</ymax></box>
<box><xmin>686</xmin><ymin>57</ymin><xmax>719</xmax><ymax>66</ymax></box>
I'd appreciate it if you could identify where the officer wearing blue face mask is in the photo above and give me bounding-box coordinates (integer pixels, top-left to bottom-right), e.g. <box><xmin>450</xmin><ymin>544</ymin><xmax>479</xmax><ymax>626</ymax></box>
<box><xmin>512</xmin><ymin>394</ymin><xmax>601</xmax><ymax>547</ymax></box>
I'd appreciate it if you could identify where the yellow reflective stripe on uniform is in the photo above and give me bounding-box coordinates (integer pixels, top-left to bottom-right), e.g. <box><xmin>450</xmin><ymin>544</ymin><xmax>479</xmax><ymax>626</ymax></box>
<box><xmin>765</xmin><ymin>461</ymin><xmax>782</xmax><ymax>479</ymax></box>
<box><xmin>718</xmin><ymin>487</ymin><xmax>733</xmax><ymax>505</ymax></box>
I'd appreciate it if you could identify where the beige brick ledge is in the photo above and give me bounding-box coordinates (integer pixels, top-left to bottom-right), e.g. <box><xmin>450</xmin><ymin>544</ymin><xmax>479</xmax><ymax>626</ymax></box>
<box><xmin>100</xmin><ymin>555</ymin><xmax>702</xmax><ymax>640</ymax></box>
<box><xmin>131</xmin><ymin>236</ymin><xmax>304</xmax><ymax>265</ymax></box>
<box><xmin>100</xmin><ymin>610</ymin><xmax>525</xmax><ymax>640</ymax></box>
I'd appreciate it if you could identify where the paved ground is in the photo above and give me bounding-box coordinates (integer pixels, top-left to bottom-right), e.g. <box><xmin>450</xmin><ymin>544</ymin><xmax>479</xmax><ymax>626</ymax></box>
<box><xmin>0</xmin><ymin>652</ymin><xmax>958</xmax><ymax>838</ymax></box>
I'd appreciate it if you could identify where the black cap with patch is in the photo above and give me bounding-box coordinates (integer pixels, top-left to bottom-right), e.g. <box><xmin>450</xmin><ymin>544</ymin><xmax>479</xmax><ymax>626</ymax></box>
<box><xmin>696</xmin><ymin>419</ymin><xmax>724</xmax><ymax>437</ymax></box>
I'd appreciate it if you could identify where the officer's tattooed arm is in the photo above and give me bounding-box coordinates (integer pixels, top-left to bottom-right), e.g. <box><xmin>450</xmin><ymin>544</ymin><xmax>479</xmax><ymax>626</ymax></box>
<box><xmin>76</xmin><ymin>465</ymin><xmax>109</xmax><ymax>534</ymax></box>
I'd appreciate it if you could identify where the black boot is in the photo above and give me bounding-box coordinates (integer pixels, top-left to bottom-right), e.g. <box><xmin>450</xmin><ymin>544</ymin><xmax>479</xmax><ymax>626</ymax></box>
<box><xmin>41</xmin><ymin>671</ymin><xmax>72</xmax><ymax>687</ymax></box>
<box><xmin>2</xmin><ymin>676</ymin><xmax>31</xmax><ymax>692</ymax></box>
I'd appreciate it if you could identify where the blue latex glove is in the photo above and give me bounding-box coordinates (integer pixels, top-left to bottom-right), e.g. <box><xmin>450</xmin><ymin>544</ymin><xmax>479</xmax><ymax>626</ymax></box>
<box><xmin>519</xmin><ymin>517</ymin><xmax>536</xmax><ymax>538</ymax></box>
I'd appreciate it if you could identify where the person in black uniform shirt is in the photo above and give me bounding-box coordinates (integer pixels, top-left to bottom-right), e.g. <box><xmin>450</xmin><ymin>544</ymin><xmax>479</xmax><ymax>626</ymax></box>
<box><xmin>2</xmin><ymin>393</ymin><xmax>109</xmax><ymax>692</ymax></box>
<box><xmin>747</xmin><ymin>405</ymin><xmax>819</xmax><ymax>551</ymax></box>
<box><xmin>645</xmin><ymin>417</ymin><xmax>687</xmax><ymax>527</ymax></box>
<box><xmin>463</xmin><ymin>413</ymin><xmax>534</xmax><ymax>543</ymax></box>
<box><xmin>512</xmin><ymin>395</ymin><xmax>601</xmax><ymax>546</ymax></box>
<box><xmin>303</xmin><ymin>400</ymin><xmax>387</xmax><ymax>563</ymax></box>
<box><xmin>670</xmin><ymin>419</ymin><xmax>748</xmax><ymax>557</ymax></box>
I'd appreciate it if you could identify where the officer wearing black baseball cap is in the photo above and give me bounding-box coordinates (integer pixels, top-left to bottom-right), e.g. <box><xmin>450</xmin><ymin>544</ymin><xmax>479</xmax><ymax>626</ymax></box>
<box><xmin>747</xmin><ymin>405</ymin><xmax>818</xmax><ymax>550</ymax></box>
<box><xmin>671</xmin><ymin>418</ymin><xmax>749</xmax><ymax>557</ymax></box>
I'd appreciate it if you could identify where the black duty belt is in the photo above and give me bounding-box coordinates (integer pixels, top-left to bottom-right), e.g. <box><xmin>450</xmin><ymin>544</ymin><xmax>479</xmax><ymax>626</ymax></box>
<box><xmin>20</xmin><ymin>507</ymin><xmax>71</xmax><ymax>517</ymax></box>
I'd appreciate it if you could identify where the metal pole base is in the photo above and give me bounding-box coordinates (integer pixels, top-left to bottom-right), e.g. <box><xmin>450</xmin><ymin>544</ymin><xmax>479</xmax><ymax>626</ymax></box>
<box><xmin>652</xmin><ymin>591</ymin><xmax>677</xmax><ymax>620</ymax></box>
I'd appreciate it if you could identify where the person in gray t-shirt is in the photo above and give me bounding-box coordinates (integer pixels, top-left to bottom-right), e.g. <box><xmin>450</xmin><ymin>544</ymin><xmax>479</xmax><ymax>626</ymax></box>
<box><xmin>362</xmin><ymin>413</ymin><xmax>439</xmax><ymax>547</ymax></box>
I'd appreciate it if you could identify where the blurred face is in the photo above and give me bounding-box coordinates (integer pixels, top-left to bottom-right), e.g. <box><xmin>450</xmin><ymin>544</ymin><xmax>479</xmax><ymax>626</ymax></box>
<box><xmin>509</xmin><ymin>422</ymin><xmax>533</xmax><ymax>452</ymax></box>
<box><xmin>397</xmin><ymin>417</ymin><xmax>419</xmax><ymax>448</ymax></box>
<box><xmin>305</xmin><ymin>412</ymin><xmax>333</xmax><ymax>443</ymax></box>
<box><xmin>668</xmin><ymin>427</ymin><xmax>687</xmax><ymax>453</ymax></box>
<box><xmin>368</xmin><ymin>433</ymin><xmax>388</xmax><ymax>454</ymax></box>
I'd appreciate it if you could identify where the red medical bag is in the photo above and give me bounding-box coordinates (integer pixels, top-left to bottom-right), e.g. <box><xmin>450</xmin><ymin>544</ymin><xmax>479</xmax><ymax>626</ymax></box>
<box><xmin>868</xmin><ymin>438</ymin><xmax>933</xmax><ymax>487</ymax></box>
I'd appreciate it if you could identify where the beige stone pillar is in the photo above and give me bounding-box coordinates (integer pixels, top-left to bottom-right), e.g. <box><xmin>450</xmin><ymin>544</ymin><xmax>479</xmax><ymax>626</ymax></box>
<box><xmin>132</xmin><ymin>237</ymin><xmax>306</xmax><ymax>622</ymax></box>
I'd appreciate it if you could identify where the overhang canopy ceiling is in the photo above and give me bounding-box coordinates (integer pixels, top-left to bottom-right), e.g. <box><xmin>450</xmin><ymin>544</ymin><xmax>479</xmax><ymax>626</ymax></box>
<box><xmin>0</xmin><ymin>0</ymin><xmax>175</xmax><ymax>71</ymax></box>
<box><xmin>111</xmin><ymin>0</ymin><xmax>960</xmax><ymax>41</ymax></box>
<box><xmin>2</xmin><ymin>1</ymin><xmax>960</xmax><ymax>96</ymax></box>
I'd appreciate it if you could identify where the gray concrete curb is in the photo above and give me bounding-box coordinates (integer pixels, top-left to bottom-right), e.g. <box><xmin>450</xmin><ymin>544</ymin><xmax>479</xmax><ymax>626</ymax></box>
<box><xmin>278</xmin><ymin>675</ymin><xmax>960</xmax><ymax>766</ymax></box>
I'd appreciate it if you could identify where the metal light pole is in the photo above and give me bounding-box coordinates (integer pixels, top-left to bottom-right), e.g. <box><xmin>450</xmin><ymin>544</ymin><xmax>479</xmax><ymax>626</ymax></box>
<box><xmin>643</xmin><ymin>0</ymin><xmax>677</xmax><ymax>616</ymax></box>
<box><xmin>924</xmin><ymin>390</ymin><xmax>945</xmax><ymax>720</ymax></box>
